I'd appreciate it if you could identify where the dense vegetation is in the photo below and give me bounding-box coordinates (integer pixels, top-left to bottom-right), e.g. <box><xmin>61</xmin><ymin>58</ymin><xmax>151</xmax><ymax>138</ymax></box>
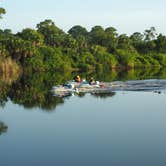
<box><xmin>1</xmin><ymin>7</ymin><xmax>166</xmax><ymax>72</ymax></box>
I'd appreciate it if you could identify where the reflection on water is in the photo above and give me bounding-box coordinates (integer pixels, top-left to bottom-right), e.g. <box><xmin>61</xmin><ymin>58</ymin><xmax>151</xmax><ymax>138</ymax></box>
<box><xmin>0</xmin><ymin>68</ymin><xmax>166</xmax><ymax>111</ymax></box>
<box><xmin>91</xmin><ymin>91</ymin><xmax>116</xmax><ymax>98</ymax></box>
<box><xmin>0</xmin><ymin>70</ymin><xmax>20</xmax><ymax>108</ymax></box>
<box><xmin>1</xmin><ymin>91</ymin><xmax>166</xmax><ymax>166</ymax></box>
<box><xmin>0</xmin><ymin>121</ymin><xmax>8</xmax><ymax>135</ymax></box>
<box><xmin>1</xmin><ymin>68</ymin><xmax>166</xmax><ymax>166</ymax></box>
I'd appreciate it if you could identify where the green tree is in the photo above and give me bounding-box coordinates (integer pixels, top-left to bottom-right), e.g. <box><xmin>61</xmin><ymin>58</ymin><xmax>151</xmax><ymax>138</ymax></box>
<box><xmin>144</xmin><ymin>27</ymin><xmax>157</xmax><ymax>41</ymax></box>
<box><xmin>0</xmin><ymin>7</ymin><xmax>6</xmax><ymax>19</ymax></box>
<box><xmin>75</xmin><ymin>35</ymin><xmax>88</xmax><ymax>51</ymax></box>
<box><xmin>130</xmin><ymin>32</ymin><xmax>144</xmax><ymax>53</ymax></box>
<box><xmin>91</xmin><ymin>45</ymin><xmax>118</xmax><ymax>69</ymax></box>
<box><xmin>37</xmin><ymin>46</ymin><xmax>72</xmax><ymax>71</ymax></box>
<box><xmin>103</xmin><ymin>27</ymin><xmax>118</xmax><ymax>52</ymax></box>
<box><xmin>89</xmin><ymin>26</ymin><xmax>105</xmax><ymax>45</ymax></box>
<box><xmin>116</xmin><ymin>49</ymin><xmax>136</xmax><ymax>68</ymax></box>
<box><xmin>68</xmin><ymin>25</ymin><xmax>88</xmax><ymax>38</ymax></box>
<box><xmin>62</xmin><ymin>34</ymin><xmax>77</xmax><ymax>49</ymax></box>
<box><xmin>5</xmin><ymin>37</ymin><xmax>36</xmax><ymax>63</ymax></box>
<box><xmin>155</xmin><ymin>34</ymin><xmax>166</xmax><ymax>53</ymax></box>
<box><xmin>118</xmin><ymin>34</ymin><xmax>132</xmax><ymax>50</ymax></box>
<box><xmin>17</xmin><ymin>28</ymin><xmax>44</xmax><ymax>46</ymax></box>
<box><xmin>0</xmin><ymin>43</ymin><xmax>8</xmax><ymax>58</ymax></box>
<box><xmin>144</xmin><ymin>41</ymin><xmax>156</xmax><ymax>53</ymax></box>
<box><xmin>77</xmin><ymin>51</ymin><xmax>96</xmax><ymax>71</ymax></box>
<box><xmin>36</xmin><ymin>19</ymin><xmax>66</xmax><ymax>47</ymax></box>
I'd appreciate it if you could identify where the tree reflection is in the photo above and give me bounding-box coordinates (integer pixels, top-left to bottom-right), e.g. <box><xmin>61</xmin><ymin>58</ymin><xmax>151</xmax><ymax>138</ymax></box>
<box><xmin>0</xmin><ymin>70</ymin><xmax>20</xmax><ymax>107</ymax></box>
<box><xmin>90</xmin><ymin>91</ymin><xmax>116</xmax><ymax>98</ymax></box>
<box><xmin>8</xmin><ymin>72</ymin><xmax>67</xmax><ymax>111</ymax></box>
<box><xmin>0</xmin><ymin>68</ymin><xmax>166</xmax><ymax>111</ymax></box>
<box><xmin>0</xmin><ymin>121</ymin><xmax>8</xmax><ymax>135</ymax></box>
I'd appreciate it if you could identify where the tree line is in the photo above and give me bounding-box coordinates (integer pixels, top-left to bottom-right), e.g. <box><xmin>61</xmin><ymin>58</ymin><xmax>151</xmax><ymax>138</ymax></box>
<box><xmin>1</xmin><ymin>7</ymin><xmax>166</xmax><ymax>72</ymax></box>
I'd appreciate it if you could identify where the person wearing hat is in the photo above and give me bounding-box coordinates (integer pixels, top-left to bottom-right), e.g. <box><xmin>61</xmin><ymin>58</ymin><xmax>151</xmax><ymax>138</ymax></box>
<box><xmin>74</xmin><ymin>75</ymin><xmax>81</xmax><ymax>83</ymax></box>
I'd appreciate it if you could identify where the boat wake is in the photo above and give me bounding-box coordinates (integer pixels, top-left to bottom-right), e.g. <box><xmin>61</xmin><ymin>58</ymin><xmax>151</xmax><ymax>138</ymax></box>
<box><xmin>51</xmin><ymin>79</ymin><xmax>166</xmax><ymax>97</ymax></box>
<box><xmin>106</xmin><ymin>79</ymin><xmax>166</xmax><ymax>91</ymax></box>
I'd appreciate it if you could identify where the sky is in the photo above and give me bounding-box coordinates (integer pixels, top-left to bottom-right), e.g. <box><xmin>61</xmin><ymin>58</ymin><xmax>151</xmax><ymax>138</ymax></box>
<box><xmin>0</xmin><ymin>0</ymin><xmax>166</xmax><ymax>35</ymax></box>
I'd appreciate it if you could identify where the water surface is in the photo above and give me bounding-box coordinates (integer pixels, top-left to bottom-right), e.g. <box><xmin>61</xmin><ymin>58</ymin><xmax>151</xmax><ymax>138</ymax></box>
<box><xmin>1</xmin><ymin>69</ymin><xmax>166</xmax><ymax>166</ymax></box>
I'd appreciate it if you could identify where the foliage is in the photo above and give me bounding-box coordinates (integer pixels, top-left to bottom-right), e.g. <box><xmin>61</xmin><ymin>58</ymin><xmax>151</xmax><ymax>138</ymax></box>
<box><xmin>17</xmin><ymin>28</ymin><xmax>44</xmax><ymax>46</ymax></box>
<box><xmin>68</xmin><ymin>25</ymin><xmax>88</xmax><ymax>38</ymax></box>
<box><xmin>36</xmin><ymin>19</ymin><xmax>66</xmax><ymax>47</ymax></box>
<box><xmin>0</xmin><ymin>7</ymin><xmax>5</xmax><ymax>19</ymax></box>
<box><xmin>0</xmin><ymin>15</ymin><xmax>166</xmax><ymax>72</ymax></box>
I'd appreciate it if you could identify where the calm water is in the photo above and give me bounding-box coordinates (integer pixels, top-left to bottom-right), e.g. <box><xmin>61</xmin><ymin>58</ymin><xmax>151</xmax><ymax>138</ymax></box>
<box><xmin>1</xmin><ymin>69</ymin><xmax>166</xmax><ymax>166</ymax></box>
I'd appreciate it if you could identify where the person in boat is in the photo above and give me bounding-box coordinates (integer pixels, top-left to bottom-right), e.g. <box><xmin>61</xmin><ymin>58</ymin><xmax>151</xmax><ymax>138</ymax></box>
<box><xmin>74</xmin><ymin>75</ymin><xmax>81</xmax><ymax>83</ymax></box>
<box><xmin>89</xmin><ymin>77</ymin><xmax>95</xmax><ymax>85</ymax></box>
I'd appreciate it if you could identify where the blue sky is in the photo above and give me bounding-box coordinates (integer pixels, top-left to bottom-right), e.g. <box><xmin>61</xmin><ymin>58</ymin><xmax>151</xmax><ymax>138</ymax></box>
<box><xmin>0</xmin><ymin>0</ymin><xmax>166</xmax><ymax>35</ymax></box>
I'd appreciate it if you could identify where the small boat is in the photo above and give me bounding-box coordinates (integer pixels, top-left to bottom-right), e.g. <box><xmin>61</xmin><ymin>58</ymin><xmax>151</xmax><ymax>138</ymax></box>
<box><xmin>51</xmin><ymin>85</ymin><xmax>75</xmax><ymax>93</ymax></box>
<box><xmin>67</xmin><ymin>80</ymin><xmax>101</xmax><ymax>88</ymax></box>
<box><xmin>51</xmin><ymin>80</ymin><xmax>107</xmax><ymax>97</ymax></box>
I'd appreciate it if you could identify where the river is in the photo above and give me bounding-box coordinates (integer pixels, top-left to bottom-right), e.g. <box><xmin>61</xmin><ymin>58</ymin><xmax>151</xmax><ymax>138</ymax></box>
<box><xmin>0</xmin><ymin>69</ymin><xmax>166</xmax><ymax>166</ymax></box>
